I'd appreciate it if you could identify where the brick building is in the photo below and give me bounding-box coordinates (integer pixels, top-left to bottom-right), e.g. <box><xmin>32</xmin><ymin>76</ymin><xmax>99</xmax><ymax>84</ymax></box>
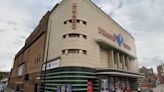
<box><xmin>139</xmin><ymin>67</ymin><xmax>157</xmax><ymax>88</ymax></box>
<box><xmin>157</xmin><ymin>64</ymin><xmax>164</xmax><ymax>84</ymax></box>
<box><xmin>8</xmin><ymin>12</ymin><xmax>50</xmax><ymax>92</ymax></box>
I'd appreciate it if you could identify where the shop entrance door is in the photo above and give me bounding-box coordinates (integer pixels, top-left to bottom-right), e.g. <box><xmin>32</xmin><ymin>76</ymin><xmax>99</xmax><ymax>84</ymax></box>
<box><xmin>34</xmin><ymin>84</ymin><xmax>38</xmax><ymax>92</ymax></box>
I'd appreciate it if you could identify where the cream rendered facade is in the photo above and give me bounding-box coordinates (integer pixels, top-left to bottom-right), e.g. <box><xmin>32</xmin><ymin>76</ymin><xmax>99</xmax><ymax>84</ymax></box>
<box><xmin>44</xmin><ymin>0</ymin><xmax>138</xmax><ymax>72</ymax></box>
<box><xmin>41</xmin><ymin>0</ymin><xmax>142</xmax><ymax>92</ymax></box>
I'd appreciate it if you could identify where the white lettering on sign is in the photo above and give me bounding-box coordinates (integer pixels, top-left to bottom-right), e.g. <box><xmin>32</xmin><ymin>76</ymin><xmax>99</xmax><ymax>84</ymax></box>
<box><xmin>46</xmin><ymin>59</ymin><xmax>60</xmax><ymax>70</ymax></box>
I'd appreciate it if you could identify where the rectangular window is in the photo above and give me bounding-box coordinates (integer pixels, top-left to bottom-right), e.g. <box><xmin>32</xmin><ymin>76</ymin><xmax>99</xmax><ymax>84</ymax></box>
<box><xmin>62</xmin><ymin>50</ymin><xmax>65</xmax><ymax>54</ymax></box>
<box><xmin>17</xmin><ymin>64</ymin><xmax>24</xmax><ymax>76</ymax></box>
<box><xmin>68</xmin><ymin>49</ymin><xmax>79</xmax><ymax>54</ymax></box>
<box><xmin>76</xmin><ymin>19</ymin><xmax>80</xmax><ymax>23</ymax></box>
<box><xmin>64</xmin><ymin>21</ymin><xmax>67</xmax><ymax>24</ymax></box>
<box><xmin>63</xmin><ymin>35</ymin><xmax>66</xmax><ymax>39</ymax></box>
<box><xmin>69</xmin><ymin>20</ymin><xmax>72</xmax><ymax>23</ymax></box>
<box><xmin>83</xmin><ymin>21</ymin><xmax>87</xmax><ymax>25</ymax></box>
<box><xmin>83</xmin><ymin>50</ymin><xmax>87</xmax><ymax>54</ymax></box>
<box><xmin>69</xmin><ymin>34</ymin><xmax>80</xmax><ymax>38</ymax></box>
<box><xmin>83</xmin><ymin>35</ymin><xmax>87</xmax><ymax>39</ymax></box>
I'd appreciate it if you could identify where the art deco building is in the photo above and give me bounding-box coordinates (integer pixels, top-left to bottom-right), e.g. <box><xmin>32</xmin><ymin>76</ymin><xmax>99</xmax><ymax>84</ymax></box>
<box><xmin>41</xmin><ymin>0</ymin><xmax>143</xmax><ymax>92</ymax></box>
<box><xmin>9</xmin><ymin>0</ymin><xmax>143</xmax><ymax>92</ymax></box>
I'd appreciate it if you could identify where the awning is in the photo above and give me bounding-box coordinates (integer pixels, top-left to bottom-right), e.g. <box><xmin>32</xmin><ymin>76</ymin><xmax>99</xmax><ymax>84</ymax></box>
<box><xmin>97</xmin><ymin>72</ymin><xmax>144</xmax><ymax>78</ymax></box>
<box><xmin>96</xmin><ymin>68</ymin><xmax>145</xmax><ymax>78</ymax></box>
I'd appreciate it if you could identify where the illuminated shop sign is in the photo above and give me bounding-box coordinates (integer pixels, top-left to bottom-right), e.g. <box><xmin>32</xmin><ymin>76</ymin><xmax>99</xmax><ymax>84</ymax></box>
<box><xmin>72</xmin><ymin>0</ymin><xmax>77</xmax><ymax>30</ymax></box>
<box><xmin>98</xmin><ymin>27</ymin><xmax>131</xmax><ymax>50</ymax></box>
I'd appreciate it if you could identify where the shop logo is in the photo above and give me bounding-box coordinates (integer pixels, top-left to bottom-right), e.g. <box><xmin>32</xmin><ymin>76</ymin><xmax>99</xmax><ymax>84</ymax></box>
<box><xmin>115</xmin><ymin>34</ymin><xmax>124</xmax><ymax>47</ymax></box>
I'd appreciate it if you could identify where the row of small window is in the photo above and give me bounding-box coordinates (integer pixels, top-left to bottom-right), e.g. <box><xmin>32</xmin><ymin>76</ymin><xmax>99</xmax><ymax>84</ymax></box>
<box><xmin>63</xmin><ymin>33</ymin><xmax>87</xmax><ymax>39</ymax></box>
<box><xmin>62</xmin><ymin>49</ymin><xmax>87</xmax><ymax>55</ymax></box>
<box><xmin>64</xmin><ymin>19</ymin><xmax>87</xmax><ymax>25</ymax></box>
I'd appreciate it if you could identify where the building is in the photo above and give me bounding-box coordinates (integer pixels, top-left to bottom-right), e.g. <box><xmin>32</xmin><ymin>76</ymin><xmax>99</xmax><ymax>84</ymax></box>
<box><xmin>157</xmin><ymin>64</ymin><xmax>164</xmax><ymax>84</ymax></box>
<box><xmin>139</xmin><ymin>67</ymin><xmax>157</xmax><ymax>88</ymax></box>
<box><xmin>41</xmin><ymin>0</ymin><xmax>143</xmax><ymax>92</ymax></box>
<box><xmin>8</xmin><ymin>12</ymin><xmax>50</xmax><ymax>92</ymax></box>
<box><xmin>9</xmin><ymin>0</ymin><xmax>143</xmax><ymax>92</ymax></box>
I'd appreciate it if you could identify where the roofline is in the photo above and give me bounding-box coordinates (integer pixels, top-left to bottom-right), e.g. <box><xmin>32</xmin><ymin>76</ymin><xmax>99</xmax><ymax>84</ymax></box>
<box><xmin>14</xmin><ymin>2</ymin><xmax>61</xmax><ymax>59</ymax></box>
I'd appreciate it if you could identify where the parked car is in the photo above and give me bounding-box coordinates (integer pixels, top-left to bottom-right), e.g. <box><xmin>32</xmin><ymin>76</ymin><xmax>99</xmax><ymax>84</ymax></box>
<box><xmin>0</xmin><ymin>84</ymin><xmax>4</xmax><ymax>92</ymax></box>
<box><xmin>0</xmin><ymin>82</ymin><xmax>7</xmax><ymax>92</ymax></box>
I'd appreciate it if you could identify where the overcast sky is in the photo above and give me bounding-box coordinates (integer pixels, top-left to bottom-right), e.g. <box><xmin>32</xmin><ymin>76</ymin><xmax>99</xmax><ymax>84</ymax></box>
<box><xmin>0</xmin><ymin>0</ymin><xmax>164</xmax><ymax>73</ymax></box>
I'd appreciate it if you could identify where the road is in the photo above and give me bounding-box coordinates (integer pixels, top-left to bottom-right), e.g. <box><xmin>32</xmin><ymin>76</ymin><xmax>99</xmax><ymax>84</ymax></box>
<box><xmin>4</xmin><ymin>87</ymin><xmax>15</xmax><ymax>92</ymax></box>
<box><xmin>153</xmin><ymin>84</ymin><xmax>164</xmax><ymax>92</ymax></box>
<box><xmin>4</xmin><ymin>84</ymin><xmax>164</xmax><ymax>92</ymax></box>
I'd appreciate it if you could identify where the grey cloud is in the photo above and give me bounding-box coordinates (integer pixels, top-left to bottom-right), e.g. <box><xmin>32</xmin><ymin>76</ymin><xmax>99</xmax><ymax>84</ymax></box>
<box><xmin>92</xmin><ymin>0</ymin><xmax>123</xmax><ymax>16</ymax></box>
<box><xmin>0</xmin><ymin>28</ymin><xmax>5</xmax><ymax>32</ymax></box>
<box><xmin>138</xmin><ymin>56</ymin><xmax>161</xmax><ymax>67</ymax></box>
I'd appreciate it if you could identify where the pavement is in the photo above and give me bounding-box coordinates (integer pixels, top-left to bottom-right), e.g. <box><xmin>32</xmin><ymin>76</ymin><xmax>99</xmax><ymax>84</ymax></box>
<box><xmin>4</xmin><ymin>84</ymin><xmax>164</xmax><ymax>92</ymax></box>
<box><xmin>4</xmin><ymin>87</ymin><xmax>16</xmax><ymax>92</ymax></box>
<box><xmin>153</xmin><ymin>84</ymin><xmax>164</xmax><ymax>92</ymax></box>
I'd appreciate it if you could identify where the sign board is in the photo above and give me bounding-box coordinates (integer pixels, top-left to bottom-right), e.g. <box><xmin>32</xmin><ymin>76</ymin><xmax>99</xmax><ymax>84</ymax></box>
<box><xmin>56</xmin><ymin>85</ymin><xmax>72</xmax><ymax>92</ymax></box>
<box><xmin>42</xmin><ymin>58</ymin><xmax>60</xmax><ymax>71</ymax></box>
<box><xmin>98</xmin><ymin>27</ymin><xmax>131</xmax><ymax>51</ymax></box>
<box><xmin>100</xmin><ymin>79</ymin><xmax>110</xmax><ymax>92</ymax></box>
<box><xmin>46</xmin><ymin>59</ymin><xmax>60</xmax><ymax>70</ymax></box>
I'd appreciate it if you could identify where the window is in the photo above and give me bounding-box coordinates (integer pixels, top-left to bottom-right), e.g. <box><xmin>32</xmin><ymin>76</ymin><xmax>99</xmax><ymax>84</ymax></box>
<box><xmin>38</xmin><ymin>53</ymin><xmax>41</xmax><ymax>62</ymax></box>
<box><xmin>63</xmin><ymin>34</ymin><xmax>87</xmax><ymax>39</ymax></box>
<box><xmin>17</xmin><ymin>64</ymin><xmax>24</xmax><ymax>76</ymax></box>
<box><xmin>83</xmin><ymin>21</ymin><xmax>87</xmax><ymax>25</ymax></box>
<box><xmin>62</xmin><ymin>50</ymin><xmax>65</xmax><ymax>54</ymax></box>
<box><xmin>63</xmin><ymin>35</ymin><xmax>66</xmax><ymax>39</ymax></box>
<box><xmin>76</xmin><ymin>19</ymin><xmax>80</xmax><ymax>23</ymax></box>
<box><xmin>68</xmin><ymin>49</ymin><xmax>79</xmax><ymax>54</ymax></box>
<box><xmin>69</xmin><ymin>34</ymin><xmax>80</xmax><ymax>38</ymax></box>
<box><xmin>62</xmin><ymin>49</ymin><xmax>87</xmax><ymax>55</ymax></box>
<box><xmin>69</xmin><ymin>20</ymin><xmax>72</xmax><ymax>23</ymax></box>
<box><xmin>64</xmin><ymin>21</ymin><xmax>67</xmax><ymax>24</ymax></box>
<box><xmin>83</xmin><ymin>35</ymin><xmax>87</xmax><ymax>39</ymax></box>
<box><xmin>37</xmin><ymin>57</ymin><xmax>39</xmax><ymax>63</ymax></box>
<box><xmin>63</xmin><ymin>19</ymin><xmax>87</xmax><ymax>26</ymax></box>
<box><xmin>83</xmin><ymin>50</ymin><xmax>87</xmax><ymax>54</ymax></box>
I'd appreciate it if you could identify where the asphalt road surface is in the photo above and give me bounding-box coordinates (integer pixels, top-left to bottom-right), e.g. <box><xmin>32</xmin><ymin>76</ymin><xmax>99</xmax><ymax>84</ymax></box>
<box><xmin>153</xmin><ymin>84</ymin><xmax>164</xmax><ymax>92</ymax></box>
<box><xmin>4</xmin><ymin>84</ymin><xmax>164</xmax><ymax>92</ymax></box>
